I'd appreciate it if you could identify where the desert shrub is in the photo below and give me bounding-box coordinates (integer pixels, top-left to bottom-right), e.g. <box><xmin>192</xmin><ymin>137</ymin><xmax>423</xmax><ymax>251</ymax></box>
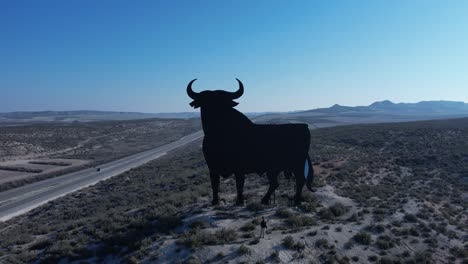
<box><xmin>29</xmin><ymin>239</ymin><xmax>52</xmax><ymax>251</ymax></box>
<box><xmin>216</xmin><ymin>228</ymin><xmax>237</xmax><ymax>243</ymax></box>
<box><xmin>31</xmin><ymin>225</ymin><xmax>50</xmax><ymax>235</ymax></box>
<box><xmin>408</xmin><ymin>228</ymin><xmax>419</xmax><ymax>237</ymax></box>
<box><xmin>318</xmin><ymin>208</ymin><xmax>335</xmax><ymax>220</ymax></box>
<box><xmin>282</xmin><ymin>236</ymin><xmax>295</xmax><ymax>249</ymax></box>
<box><xmin>403</xmin><ymin>214</ymin><xmax>418</xmax><ymax>223</ymax></box>
<box><xmin>315</xmin><ymin>238</ymin><xmax>328</xmax><ymax>248</ymax></box>
<box><xmin>450</xmin><ymin>246</ymin><xmax>468</xmax><ymax>258</ymax></box>
<box><xmin>412</xmin><ymin>251</ymin><xmax>432</xmax><ymax>263</ymax></box>
<box><xmin>13</xmin><ymin>234</ymin><xmax>34</xmax><ymax>245</ymax></box>
<box><xmin>344</xmin><ymin>241</ymin><xmax>354</xmax><ymax>249</ymax></box>
<box><xmin>329</xmin><ymin>203</ymin><xmax>348</xmax><ymax>217</ymax></box>
<box><xmin>215</xmin><ymin>252</ymin><xmax>224</xmax><ymax>259</ymax></box>
<box><xmin>285</xmin><ymin>214</ymin><xmax>316</xmax><ymax>229</ymax></box>
<box><xmin>240</xmin><ymin>222</ymin><xmax>256</xmax><ymax>232</ymax></box>
<box><xmin>270</xmin><ymin>250</ymin><xmax>280</xmax><ymax>262</ymax></box>
<box><xmin>423</xmin><ymin>237</ymin><xmax>438</xmax><ymax>247</ymax></box>
<box><xmin>246</xmin><ymin>202</ymin><xmax>264</xmax><ymax>212</ymax></box>
<box><xmin>302</xmin><ymin>191</ymin><xmax>317</xmax><ymax>203</ymax></box>
<box><xmin>178</xmin><ymin>228</ymin><xmax>237</xmax><ymax>248</ymax></box>
<box><xmin>178</xmin><ymin>230</ymin><xmax>213</xmax><ymax>248</ymax></box>
<box><xmin>392</xmin><ymin>228</ymin><xmax>408</xmax><ymax>237</ymax></box>
<box><xmin>189</xmin><ymin>220</ymin><xmax>208</xmax><ymax>230</ymax></box>
<box><xmin>353</xmin><ymin>231</ymin><xmax>372</xmax><ymax>245</ymax></box>
<box><xmin>447</xmin><ymin>230</ymin><xmax>458</xmax><ymax>239</ymax></box>
<box><xmin>299</xmin><ymin>202</ymin><xmax>316</xmax><ymax>213</ymax></box>
<box><xmin>366</xmin><ymin>224</ymin><xmax>385</xmax><ymax>233</ymax></box>
<box><xmin>294</xmin><ymin>241</ymin><xmax>305</xmax><ymax>251</ymax></box>
<box><xmin>186</xmin><ymin>256</ymin><xmax>202</xmax><ymax>264</ymax></box>
<box><xmin>375</xmin><ymin>235</ymin><xmax>394</xmax><ymax>250</ymax></box>
<box><xmin>434</xmin><ymin>223</ymin><xmax>447</xmax><ymax>234</ymax></box>
<box><xmin>45</xmin><ymin>241</ymin><xmax>74</xmax><ymax>261</ymax></box>
<box><xmin>276</xmin><ymin>208</ymin><xmax>294</xmax><ymax>218</ymax></box>
<box><xmin>238</xmin><ymin>244</ymin><xmax>251</xmax><ymax>255</ymax></box>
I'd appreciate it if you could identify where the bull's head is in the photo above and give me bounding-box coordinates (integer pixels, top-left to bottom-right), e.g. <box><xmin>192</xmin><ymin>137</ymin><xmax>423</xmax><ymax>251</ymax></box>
<box><xmin>187</xmin><ymin>79</ymin><xmax>244</xmax><ymax>109</ymax></box>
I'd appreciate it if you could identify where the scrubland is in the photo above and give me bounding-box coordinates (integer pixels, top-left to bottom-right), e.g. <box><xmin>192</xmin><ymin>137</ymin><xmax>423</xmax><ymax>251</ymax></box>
<box><xmin>0</xmin><ymin>118</ymin><xmax>200</xmax><ymax>191</ymax></box>
<box><xmin>0</xmin><ymin>118</ymin><xmax>467</xmax><ymax>263</ymax></box>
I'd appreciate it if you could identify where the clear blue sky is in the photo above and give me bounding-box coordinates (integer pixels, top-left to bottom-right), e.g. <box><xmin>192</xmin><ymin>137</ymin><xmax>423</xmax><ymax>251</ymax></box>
<box><xmin>1</xmin><ymin>0</ymin><xmax>467</xmax><ymax>113</ymax></box>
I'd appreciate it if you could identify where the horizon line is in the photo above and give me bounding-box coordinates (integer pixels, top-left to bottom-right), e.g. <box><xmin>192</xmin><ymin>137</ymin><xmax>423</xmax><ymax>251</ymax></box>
<box><xmin>1</xmin><ymin>99</ymin><xmax>467</xmax><ymax>115</ymax></box>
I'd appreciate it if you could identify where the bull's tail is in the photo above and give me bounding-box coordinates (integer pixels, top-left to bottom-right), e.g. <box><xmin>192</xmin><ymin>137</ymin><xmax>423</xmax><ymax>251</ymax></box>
<box><xmin>304</xmin><ymin>155</ymin><xmax>314</xmax><ymax>192</ymax></box>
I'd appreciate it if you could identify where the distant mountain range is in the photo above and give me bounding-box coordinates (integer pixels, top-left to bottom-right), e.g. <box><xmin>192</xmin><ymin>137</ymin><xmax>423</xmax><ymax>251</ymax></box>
<box><xmin>305</xmin><ymin>100</ymin><xmax>468</xmax><ymax>115</ymax></box>
<box><xmin>254</xmin><ymin>100</ymin><xmax>468</xmax><ymax>128</ymax></box>
<box><xmin>2</xmin><ymin>100</ymin><xmax>468</xmax><ymax>127</ymax></box>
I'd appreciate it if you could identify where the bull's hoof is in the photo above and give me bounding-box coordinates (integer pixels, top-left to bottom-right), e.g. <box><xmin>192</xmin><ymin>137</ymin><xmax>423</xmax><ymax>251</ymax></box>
<box><xmin>235</xmin><ymin>199</ymin><xmax>244</xmax><ymax>206</ymax></box>
<box><xmin>212</xmin><ymin>199</ymin><xmax>219</xmax><ymax>206</ymax></box>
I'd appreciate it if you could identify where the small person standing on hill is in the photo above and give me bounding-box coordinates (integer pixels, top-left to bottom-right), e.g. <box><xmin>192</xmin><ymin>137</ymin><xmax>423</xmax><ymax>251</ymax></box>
<box><xmin>260</xmin><ymin>217</ymin><xmax>267</xmax><ymax>238</ymax></box>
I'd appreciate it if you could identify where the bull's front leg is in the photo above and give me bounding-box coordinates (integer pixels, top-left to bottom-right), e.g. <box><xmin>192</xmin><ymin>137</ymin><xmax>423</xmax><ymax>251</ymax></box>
<box><xmin>210</xmin><ymin>172</ymin><xmax>220</xmax><ymax>205</ymax></box>
<box><xmin>235</xmin><ymin>173</ymin><xmax>245</xmax><ymax>205</ymax></box>
<box><xmin>261</xmin><ymin>171</ymin><xmax>279</xmax><ymax>205</ymax></box>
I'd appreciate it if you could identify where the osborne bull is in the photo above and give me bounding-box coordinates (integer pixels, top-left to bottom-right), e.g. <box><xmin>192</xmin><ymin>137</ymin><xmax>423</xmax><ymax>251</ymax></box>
<box><xmin>187</xmin><ymin>79</ymin><xmax>314</xmax><ymax>206</ymax></box>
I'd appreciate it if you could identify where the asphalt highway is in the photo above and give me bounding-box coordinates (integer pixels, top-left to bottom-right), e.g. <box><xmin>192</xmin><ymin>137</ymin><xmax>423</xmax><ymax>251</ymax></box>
<box><xmin>0</xmin><ymin>131</ymin><xmax>204</xmax><ymax>221</ymax></box>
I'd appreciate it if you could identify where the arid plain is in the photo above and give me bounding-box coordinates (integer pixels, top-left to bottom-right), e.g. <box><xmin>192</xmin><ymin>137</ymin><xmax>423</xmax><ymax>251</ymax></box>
<box><xmin>0</xmin><ymin>117</ymin><xmax>466</xmax><ymax>263</ymax></box>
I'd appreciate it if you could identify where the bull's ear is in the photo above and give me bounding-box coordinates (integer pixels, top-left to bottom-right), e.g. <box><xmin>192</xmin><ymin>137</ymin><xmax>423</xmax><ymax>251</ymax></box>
<box><xmin>190</xmin><ymin>100</ymin><xmax>201</xmax><ymax>108</ymax></box>
<box><xmin>229</xmin><ymin>101</ymin><xmax>239</xmax><ymax>107</ymax></box>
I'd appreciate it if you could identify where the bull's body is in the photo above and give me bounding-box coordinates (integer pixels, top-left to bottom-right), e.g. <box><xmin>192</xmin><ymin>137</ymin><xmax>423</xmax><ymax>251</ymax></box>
<box><xmin>203</xmin><ymin>109</ymin><xmax>310</xmax><ymax>175</ymax></box>
<box><xmin>187</xmin><ymin>79</ymin><xmax>314</xmax><ymax>205</ymax></box>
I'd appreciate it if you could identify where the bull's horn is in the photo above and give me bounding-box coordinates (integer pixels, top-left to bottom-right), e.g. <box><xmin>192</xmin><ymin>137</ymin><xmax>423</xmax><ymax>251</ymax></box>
<box><xmin>186</xmin><ymin>79</ymin><xmax>199</xmax><ymax>99</ymax></box>
<box><xmin>230</xmin><ymin>78</ymin><xmax>244</xmax><ymax>99</ymax></box>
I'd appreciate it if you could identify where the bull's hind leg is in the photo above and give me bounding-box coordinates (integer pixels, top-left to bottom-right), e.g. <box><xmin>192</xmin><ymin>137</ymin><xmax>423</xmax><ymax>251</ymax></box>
<box><xmin>261</xmin><ymin>171</ymin><xmax>279</xmax><ymax>205</ymax></box>
<box><xmin>235</xmin><ymin>173</ymin><xmax>245</xmax><ymax>205</ymax></box>
<box><xmin>293</xmin><ymin>168</ymin><xmax>305</xmax><ymax>206</ymax></box>
<box><xmin>210</xmin><ymin>172</ymin><xmax>220</xmax><ymax>205</ymax></box>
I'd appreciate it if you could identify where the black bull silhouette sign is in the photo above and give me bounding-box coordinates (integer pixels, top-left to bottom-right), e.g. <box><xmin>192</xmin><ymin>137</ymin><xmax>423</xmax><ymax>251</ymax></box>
<box><xmin>187</xmin><ymin>79</ymin><xmax>314</xmax><ymax>206</ymax></box>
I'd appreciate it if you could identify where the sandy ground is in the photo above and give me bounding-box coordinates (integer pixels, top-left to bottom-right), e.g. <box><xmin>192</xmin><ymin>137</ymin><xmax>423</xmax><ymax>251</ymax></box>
<box><xmin>153</xmin><ymin>185</ymin><xmax>363</xmax><ymax>264</ymax></box>
<box><xmin>148</xmin><ymin>176</ymin><xmax>466</xmax><ymax>264</ymax></box>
